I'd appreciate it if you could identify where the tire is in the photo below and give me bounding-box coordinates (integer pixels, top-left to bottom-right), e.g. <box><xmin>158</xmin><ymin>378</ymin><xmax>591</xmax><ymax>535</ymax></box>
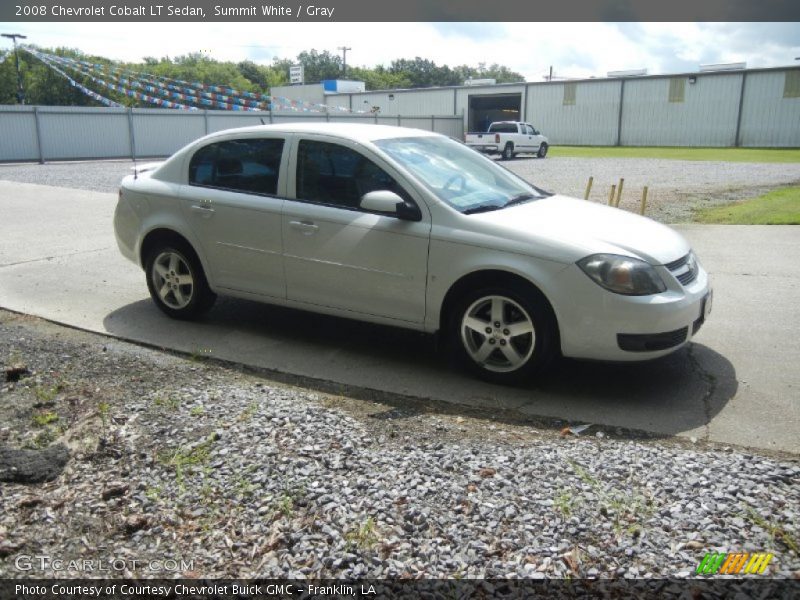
<box><xmin>537</xmin><ymin>143</ymin><xmax>548</xmax><ymax>158</ymax></box>
<box><xmin>448</xmin><ymin>283</ymin><xmax>558</xmax><ymax>385</ymax></box>
<box><xmin>144</xmin><ymin>241</ymin><xmax>216</xmax><ymax>320</ymax></box>
<box><xmin>501</xmin><ymin>142</ymin><xmax>514</xmax><ymax>161</ymax></box>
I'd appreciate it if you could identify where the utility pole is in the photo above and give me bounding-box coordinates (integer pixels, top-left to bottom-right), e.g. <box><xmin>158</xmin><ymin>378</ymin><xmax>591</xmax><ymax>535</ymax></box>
<box><xmin>337</xmin><ymin>46</ymin><xmax>351</xmax><ymax>79</ymax></box>
<box><xmin>2</xmin><ymin>33</ymin><xmax>27</xmax><ymax>104</ymax></box>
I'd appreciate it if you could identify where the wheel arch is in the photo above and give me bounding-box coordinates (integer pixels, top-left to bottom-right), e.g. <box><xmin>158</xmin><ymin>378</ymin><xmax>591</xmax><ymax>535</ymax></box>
<box><xmin>139</xmin><ymin>228</ymin><xmax>204</xmax><ymax>274</ymax></box>
<box><xmin>438</xmin><ymin>269</ymin><xmax>560</xmax><ymax>347</ymax></box>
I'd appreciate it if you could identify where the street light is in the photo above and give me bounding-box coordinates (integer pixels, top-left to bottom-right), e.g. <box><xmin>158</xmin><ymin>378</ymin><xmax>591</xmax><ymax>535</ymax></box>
<box><xmin>2</xmin><ymin>33</ymin><xmax>27</xmax><ymax>104</ymax></box>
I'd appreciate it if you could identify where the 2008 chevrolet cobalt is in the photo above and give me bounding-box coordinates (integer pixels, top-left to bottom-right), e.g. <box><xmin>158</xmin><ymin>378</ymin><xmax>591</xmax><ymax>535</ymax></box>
<box><xmin>114</xmin><ymin>123</ymin><xmax>712</xmax><ymax>384</ymax></box>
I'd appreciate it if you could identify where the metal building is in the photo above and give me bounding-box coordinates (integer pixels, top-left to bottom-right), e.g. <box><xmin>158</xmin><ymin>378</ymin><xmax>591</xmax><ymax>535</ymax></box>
<box><xmin>323</xmin><ymin>65</ymin><xmax>800</xmax><ymax>147</ymax></box>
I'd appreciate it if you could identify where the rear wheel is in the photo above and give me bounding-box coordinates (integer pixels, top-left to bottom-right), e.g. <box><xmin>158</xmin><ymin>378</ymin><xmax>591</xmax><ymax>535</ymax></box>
<box><xmin>501</xmin><ymin>142</ymin><xmax>514</xmax><ymax>161</ymax></box>
<box><xmin>448</xmin><ymin>284</ymin><xmax>557</xmax><ymax>384</ymax></box>
<box><xmin>537</xmin><ymin>143</ymin><xmax>549</xmax><ymax>158</ymax></box>
<box><xmin>145</xmin><ymin>242</ymin><xmax>215</xmax><ymax>320</ymax></box>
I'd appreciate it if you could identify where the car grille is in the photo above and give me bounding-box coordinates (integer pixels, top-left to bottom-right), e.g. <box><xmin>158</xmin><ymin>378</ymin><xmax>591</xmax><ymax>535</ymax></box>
<box><xmin>665</xmin><ymin>253</ymin><xmax>698</xmax><ymax>286</ymax></box>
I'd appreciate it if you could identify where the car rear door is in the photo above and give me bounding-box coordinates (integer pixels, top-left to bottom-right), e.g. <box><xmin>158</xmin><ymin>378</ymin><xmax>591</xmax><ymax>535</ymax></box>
<box><xmin>282</xmin><ymin>135</ymin><xmax>431</xmax><ymax>324</ymax></box>
<box><xmin>181</xmin><ymin>136</ymin><xmax>288</xmax><ymax>299</ymax></box>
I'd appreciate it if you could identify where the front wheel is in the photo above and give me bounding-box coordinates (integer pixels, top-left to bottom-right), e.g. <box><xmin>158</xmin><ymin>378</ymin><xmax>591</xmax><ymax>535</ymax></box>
<box><xmin>145</xmin><ymin>242</ymin><xmax>216</xmax><ymax>320</ymax></box>
<box><xmin>537</xmin><ymin>143</ymin><xmax>548</xmax><ymax>158</ymax></box>
<box><xmin>448</xmin><ymin>285</ymin><xmax>557</xmax><ymax>384</ymax></box>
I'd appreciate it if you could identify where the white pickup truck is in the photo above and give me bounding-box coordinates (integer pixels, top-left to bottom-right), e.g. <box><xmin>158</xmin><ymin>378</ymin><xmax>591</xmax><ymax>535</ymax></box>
<box><xmin>465</xmin><ymin>121</ymin><xmax>549</xmax><ymax>160</ymax></box>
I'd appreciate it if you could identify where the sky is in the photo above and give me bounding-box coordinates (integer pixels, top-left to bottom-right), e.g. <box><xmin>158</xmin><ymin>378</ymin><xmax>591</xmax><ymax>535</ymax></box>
<box><xmin>1</xmin><ymin>22</ymin><xmax>798</xmax><ymax>81</ymax></box>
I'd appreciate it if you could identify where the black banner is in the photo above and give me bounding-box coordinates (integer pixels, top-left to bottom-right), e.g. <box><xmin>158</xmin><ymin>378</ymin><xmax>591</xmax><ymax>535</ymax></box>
<box><xmin>2</xmin><ymin>578</ymin><xmax>799</xmax><ymax>600</ymax></box>
<box><xmin>2</xmin><ymin>0</ymin><xmax>800</xmax><ymax>22</ymax></box>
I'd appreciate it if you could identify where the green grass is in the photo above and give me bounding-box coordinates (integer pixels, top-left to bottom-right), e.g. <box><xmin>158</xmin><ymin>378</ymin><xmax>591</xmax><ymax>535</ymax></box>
<box><xmin>693</xmin><ymin>186</ymin><xmax>800</xmax><ymax>224</ymax></box>
<box><xmin>549</xmin><ymin>146</ymin><xmax>800</xmax><ymax>163</ymax></box>
<box><xmin>31</xmin><ymin>411</ymin><xmax>59</xmax><ymax>426</ymax></box>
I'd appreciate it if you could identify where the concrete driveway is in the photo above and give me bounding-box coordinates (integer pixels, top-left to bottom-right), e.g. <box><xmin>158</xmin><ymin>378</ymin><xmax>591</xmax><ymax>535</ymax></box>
<box><xmin>0</xmin><ymin>180</ymin><xmax>797</xmax><ymax>453</ymax></box>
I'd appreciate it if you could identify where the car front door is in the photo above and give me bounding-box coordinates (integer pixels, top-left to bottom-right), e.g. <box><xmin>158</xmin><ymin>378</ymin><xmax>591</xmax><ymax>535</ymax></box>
<box><xmin>282</xmin><ymin>136</ymin><xmax>431</xmax><ymax>324</ymax></box>
<box><xmin>181</xmin><ymin>136</ymin><xmax>288</xmax><ymax>299</ymax></box>
<box><xmin>526</xmin><ymin>124</ymin><xmax>545</xmax><ymax>152</ymax></box>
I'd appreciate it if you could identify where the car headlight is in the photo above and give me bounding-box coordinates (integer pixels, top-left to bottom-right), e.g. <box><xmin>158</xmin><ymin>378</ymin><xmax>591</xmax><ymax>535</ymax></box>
<box><xmin>577</xmin><ymin>253</ymin><xmax>666</xmax><ymax>296</ymax></box>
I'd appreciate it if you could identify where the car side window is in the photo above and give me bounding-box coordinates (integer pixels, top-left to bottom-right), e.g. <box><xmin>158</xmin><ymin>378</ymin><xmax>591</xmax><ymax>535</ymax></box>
<box><xmin>488</xmin><ymin>123</ymin><xmax>516</xmax><ymax>134</ymax></box>
<box><xmin>296</xmin><ymin>140</ymin><xmax>410</xmax><ymax>210</ymax></box>
<box><xmin>189</xmin><ymin>138</ymin><xmax>284</xmax><ymax>196</ymax></box>
<box><xmin>525</xmin><ymin>125</ymin><xmax>535</xmax><ymax>135</ymax></box>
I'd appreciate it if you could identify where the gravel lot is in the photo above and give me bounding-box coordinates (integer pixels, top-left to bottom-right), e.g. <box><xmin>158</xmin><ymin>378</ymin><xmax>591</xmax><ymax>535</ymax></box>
<box><xmin>505</xmin><ymin>157</ymin><xmax>800</xmax><ymax>223</ymax></box>
<box><xmin>1</xmin><ymin>155</ymin><xmax>799</xmax><ymax>224</ymax></box>
<box><xmin>1</xmin><ymin>311</ymin><xmax>798</xmax><ymax>580</ymax></box>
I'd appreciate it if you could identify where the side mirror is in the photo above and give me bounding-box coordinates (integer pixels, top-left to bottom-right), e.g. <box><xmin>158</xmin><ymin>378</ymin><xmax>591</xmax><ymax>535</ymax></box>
<box><xmin>360</xmin><ymin>190</ymin><xmax>421</xmax><ymax>221</ymax></box>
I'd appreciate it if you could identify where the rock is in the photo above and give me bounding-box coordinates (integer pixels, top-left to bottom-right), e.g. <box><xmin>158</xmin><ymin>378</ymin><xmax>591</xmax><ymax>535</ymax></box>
<box><xmin>4</xmin><ymin>365</ymin><xmax>30</xmax><ymax>382</ymax></box>
<box><xmin>101</xmin><ymin>483</ymin><xmax>130</xmax><ymax>500</ymax></box>
<box><xmin>123</xmin><ymin>515</ymin><xmax>149</xmax><ymax>534</ymax></box>
<box><xmin>0</xmin><ymin>444</ymin><xmax>70</xmax><ymax>484</ymax></box>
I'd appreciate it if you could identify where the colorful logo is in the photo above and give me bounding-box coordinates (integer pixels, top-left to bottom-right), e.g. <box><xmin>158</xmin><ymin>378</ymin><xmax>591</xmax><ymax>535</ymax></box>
<box><xmin>696</xmin><ymin>552</ymin><xmax>773</xmax><ymax>575</ymax></box>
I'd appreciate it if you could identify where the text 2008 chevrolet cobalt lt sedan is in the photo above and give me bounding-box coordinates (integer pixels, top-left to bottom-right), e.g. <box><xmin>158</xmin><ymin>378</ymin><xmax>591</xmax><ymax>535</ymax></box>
<box><xmin>114</xmin><ymin>123</ymin><xmax>712</xmax><ymax>384</ymax></box>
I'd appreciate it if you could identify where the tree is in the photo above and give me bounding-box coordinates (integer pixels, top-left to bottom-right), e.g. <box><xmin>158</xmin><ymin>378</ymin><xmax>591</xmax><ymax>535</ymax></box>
<box><xmin>296</xmin><ymin>49</ymin><xmax>342</xmax><ymax>83</ymax></box>
<box><xmin>1</xmin><ymin>46</ymin><xmax>528</xmax><ymax>107</ymax></box>
<box><xmin>0</xmin><ymin>50</ymin><xmax>17</xmax><ymax>104</ymax></box>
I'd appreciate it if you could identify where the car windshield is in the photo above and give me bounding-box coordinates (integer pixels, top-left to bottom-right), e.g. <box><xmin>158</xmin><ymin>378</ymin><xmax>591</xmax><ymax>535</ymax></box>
<box><xmin>374</xmin><ymin>136</ymin><xmax>549</xmax><ymax>214</ymax></box>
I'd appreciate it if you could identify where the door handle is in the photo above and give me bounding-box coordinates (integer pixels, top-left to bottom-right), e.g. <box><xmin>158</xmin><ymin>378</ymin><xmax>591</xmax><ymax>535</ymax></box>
<box><xmin>290</xmin><ymin>220</ymin><xmax>319</xmax><ymax>234</ymax></box>
<box><xmin>191</xmin><ymin>204</ymin><xmax>215</xmax><ymax>217</ymax></box>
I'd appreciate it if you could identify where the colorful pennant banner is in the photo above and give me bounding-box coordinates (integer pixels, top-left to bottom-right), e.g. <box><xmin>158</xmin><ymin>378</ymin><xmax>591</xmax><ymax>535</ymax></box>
<box><xmin>27</xmin><ymin>50</ymin><xmax>366</xmax><ymax>114</ymax></box>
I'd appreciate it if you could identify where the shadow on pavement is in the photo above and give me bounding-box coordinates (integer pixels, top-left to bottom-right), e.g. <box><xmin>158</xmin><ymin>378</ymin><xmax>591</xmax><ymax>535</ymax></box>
<box><xmin>103</xmin><ymin>296</ymin><xmax>737</xmax><ymax>439</ymax></box>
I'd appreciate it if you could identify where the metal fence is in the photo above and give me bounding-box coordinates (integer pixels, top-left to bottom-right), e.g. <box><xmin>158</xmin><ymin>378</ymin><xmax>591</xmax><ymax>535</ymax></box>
<box><xmin>0</xmin><ymin>105</ymin><xmax>465</xmax><ymax>163</ymax></box>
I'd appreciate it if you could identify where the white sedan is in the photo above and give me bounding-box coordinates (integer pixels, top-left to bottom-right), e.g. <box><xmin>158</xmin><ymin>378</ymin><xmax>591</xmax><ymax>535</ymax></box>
<box><xmin>114</xmin><ymin>123</ymin><xmax>712</xmax><ymax>384</ymax></box>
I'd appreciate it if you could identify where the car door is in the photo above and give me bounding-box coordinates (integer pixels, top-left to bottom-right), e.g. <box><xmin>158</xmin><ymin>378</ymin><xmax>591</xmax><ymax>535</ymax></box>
<box><xmin>181</xmin><ymin>136</ymin><xmax>288</xmax><ymax>299</ymax></box>
<box><xmin>526</xmin><ymin>124</ymin><xmax>546</xmax><ymax>151</ymax></box>
<box><xmin>514</xmin><ymin>123</ymin><xmax>534</xmax><ymax>152</ymax></box>
<box><xmin>282</xmin><ymin>136</ymin><xmax>431</xmax><ymax>324</ymax></box>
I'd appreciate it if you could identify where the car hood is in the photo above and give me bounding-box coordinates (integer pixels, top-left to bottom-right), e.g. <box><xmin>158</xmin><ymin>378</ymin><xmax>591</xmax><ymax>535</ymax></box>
<box><xmin>468</xmin><ymin>194</ymin><xmax>690</xmax><ymax>265</ymax></box>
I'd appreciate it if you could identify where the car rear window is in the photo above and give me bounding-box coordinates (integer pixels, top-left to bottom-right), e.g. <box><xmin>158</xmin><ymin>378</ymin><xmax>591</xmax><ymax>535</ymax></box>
<box><xmin>189</xmin><ymin>138</ymin><xmax>284</xmax><ymax>195</ymax></box>
<box><xmin>488</xmin><ymin>123</ymin><xmax>518</xmax><ymax>133</ymax></box>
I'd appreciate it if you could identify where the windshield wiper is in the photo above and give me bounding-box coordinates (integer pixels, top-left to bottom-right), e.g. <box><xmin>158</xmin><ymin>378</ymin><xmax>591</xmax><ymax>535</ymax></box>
<box><xmin>463</xmin><ymin>204</ymin><xmax>503</xmax><ymax>215</ymax></box>
<box><xmin>504</xmin><ymin>193</ymin><xmax>537</xmax><ymax>207</ymax></box>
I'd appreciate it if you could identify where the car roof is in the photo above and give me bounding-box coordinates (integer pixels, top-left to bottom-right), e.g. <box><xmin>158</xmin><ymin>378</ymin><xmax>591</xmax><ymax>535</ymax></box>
<box><xmin>204</xmin><ymin>122</ymin><xmax>441</xmax><ymax>144</ymax></box>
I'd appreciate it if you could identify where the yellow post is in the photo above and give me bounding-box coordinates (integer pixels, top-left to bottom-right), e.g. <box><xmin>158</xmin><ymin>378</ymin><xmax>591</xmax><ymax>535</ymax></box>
<box><xmin>608</xmin><ymin>184</ymin><xmax>616</xmax><ymax>206</ymax></box>
<box><xmin>584</xmin><ymin>176</ymin><xmax>593</xmax><ymax>200</ymax></box>
<box><xmin>640</xmin><ymin>186</ymin><xmax>649</xmax><ymax>215</ymax></box>
<box><xmin>615</xmin><ymin>178</ymin><xmax>625</xmax><ymax>207</ymax></box>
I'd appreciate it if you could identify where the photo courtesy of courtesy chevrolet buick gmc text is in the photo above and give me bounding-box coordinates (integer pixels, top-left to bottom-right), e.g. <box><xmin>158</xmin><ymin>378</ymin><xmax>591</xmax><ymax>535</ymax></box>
<box><xmin>114</xmin><ymin>123</ymin><xmax>712</xmax><ymax>384</ymax></box>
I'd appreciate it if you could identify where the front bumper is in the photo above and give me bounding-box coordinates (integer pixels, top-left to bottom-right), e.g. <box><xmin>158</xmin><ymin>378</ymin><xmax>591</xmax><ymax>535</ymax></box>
<box><xmin>551</xmin><ymin>262</ymin><xmax>712</xmax><ymax>361</ymax></box>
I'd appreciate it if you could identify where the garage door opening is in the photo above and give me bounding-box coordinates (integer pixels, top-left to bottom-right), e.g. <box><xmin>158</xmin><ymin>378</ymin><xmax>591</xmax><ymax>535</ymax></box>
<box><xmin>468</xmin><ymin>94</ymin><xmax>522</xmax><ymax>132</ymax></box>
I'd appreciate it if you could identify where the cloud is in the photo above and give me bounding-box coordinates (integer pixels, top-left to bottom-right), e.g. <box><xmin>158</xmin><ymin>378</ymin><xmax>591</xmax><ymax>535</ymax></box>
<box><xmin>2</xmin><ymin>21</ymin><xmax>797</xmax><ymax>83</ymax></box>
<box><xmin>430</xmin><ymin>23</ymin><xmax>507</xmax><ymax>40</ymax></box>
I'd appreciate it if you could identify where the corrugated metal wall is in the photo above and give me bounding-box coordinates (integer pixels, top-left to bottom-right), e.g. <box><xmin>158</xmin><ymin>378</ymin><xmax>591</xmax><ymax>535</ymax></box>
<box><xmin>133</xmin><ymin>110</ymin><xmax>205</xmax><ymax>157</ymax></box>
<box><xmin>330</xmin><ymin>67</ymin><xmax>800</xmax><ymax>147</ymax></box>
<box><xmin>621</xmin><ymin>73</ymin><xmax>742</xmax><ymax>146</ymax></box>
<box><xmin>526</xmin><ymin>80</ymin><xmax>621</xmax><ymax>146</ymax></box>
<box><xmin>739</xmin><ymin>71</ymin><xmax>800</xmax><ymax>147</ymax></box>
<box><xmin>36</xmin><ymin>107</ymin><xmax>130</xmax><ymax>160</ymax></box>
<box><xmin>0</xmin><ymin>106</ymin><xmax>463</xmax><ymax>162</ymax></box>
<box><xmin>329</xmin><ymin>88</ymin><xmax>456</xmax><ymax>117</ymax></box>
<box><xmin>1</xmin><ymin>67</ymin><xmax>797</xmax><ymax>161</ymax></box>
<box><xmin>0</xmin><ymin>105</ymin><xmax>39</xmax><ymax>161</ymax></box>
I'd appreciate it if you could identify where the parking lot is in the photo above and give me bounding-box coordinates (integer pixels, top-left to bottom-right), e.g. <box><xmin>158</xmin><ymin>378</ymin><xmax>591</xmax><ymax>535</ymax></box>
<box><xmin>0</xmin><ymin>160</ymin><xmax>798</xmax><ymax>453</ymax></box>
